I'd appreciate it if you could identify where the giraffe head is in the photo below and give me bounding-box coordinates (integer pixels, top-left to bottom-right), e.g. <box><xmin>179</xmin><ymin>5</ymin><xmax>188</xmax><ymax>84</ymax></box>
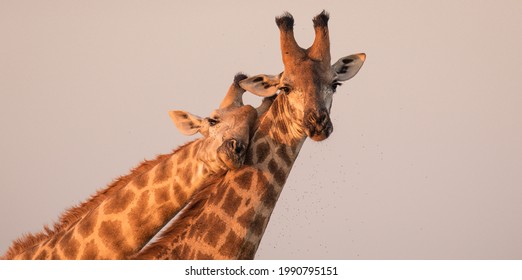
<box><xmin>169</xmin><ymin>74</ymin><xmax>274</xmax><ymax>171</ymax></box>
<box><xmin>240</xmin><ymin>11</ymin><xmax>365</xmax><ymax>141</ymax></box>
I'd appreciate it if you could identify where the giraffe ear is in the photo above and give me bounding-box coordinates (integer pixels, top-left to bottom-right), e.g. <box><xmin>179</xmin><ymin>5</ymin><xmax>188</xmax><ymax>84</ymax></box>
<box><xmin>169</xmin><ymin>110</ymin><xmax>203</xmax><ymax>136</ymax></box>
<box><xmin>239</xmin><ymin>74</ymin><xmax>281</xmax><ymax>97</ymax></box>
<box><xmin>332</xmin><ymin>53</ymin><xmax>366</xmax><ymax>81</ymax></box>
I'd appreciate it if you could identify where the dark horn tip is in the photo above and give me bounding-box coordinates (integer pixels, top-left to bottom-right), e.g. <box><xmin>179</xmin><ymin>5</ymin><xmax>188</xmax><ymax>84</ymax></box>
<box><xmin>275</xmin><ymin>11</ymin><xmax>294</xmax><ymax>30</ymax></box>
<box><xmin>313</xmin><ymin>10</ymin><xmax>329</xmax><ymax>27</ymax></box>
<box><xmin>233</xmin><ymin>72</ymin><xmax>248</xmax><ymax>86</ymax></box>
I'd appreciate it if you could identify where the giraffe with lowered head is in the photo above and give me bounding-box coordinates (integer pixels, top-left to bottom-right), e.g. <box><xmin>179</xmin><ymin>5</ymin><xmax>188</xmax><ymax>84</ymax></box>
<box><xmin>2</xmin><ymin>74</ymin><xmax>273</xmax><ymax>259</ymax></box>
<box><xmin>133</xmin><ymin>11</ymin><xmax>366</xmax><ymax>260</ymax></box>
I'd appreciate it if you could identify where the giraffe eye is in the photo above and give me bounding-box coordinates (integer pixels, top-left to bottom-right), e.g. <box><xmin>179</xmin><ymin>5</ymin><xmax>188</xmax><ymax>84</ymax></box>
<box><xmin>332</xmin><ymin>82</ymin><xmax>343</xmax><ymax>92</ymax></box>
<box><xmin>279</xmin><ymin>86</ymin><xmax>290</xmax><ymax>94</ymax></box>
<box><xmin>208</xmin><ymin>118</ymin><xmax>219</xmax><ymax>126</ymax></box>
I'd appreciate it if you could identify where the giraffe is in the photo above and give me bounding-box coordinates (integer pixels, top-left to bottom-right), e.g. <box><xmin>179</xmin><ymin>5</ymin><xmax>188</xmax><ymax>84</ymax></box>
<box><xmin>132</xmin><ymin>11</ymin><xmax>366</xmax><ymax>260</ymax></box>
<box><xmin>2</xmin><ymin>73</ymin><xmax>274</xmax><ymax>260</ymax></box>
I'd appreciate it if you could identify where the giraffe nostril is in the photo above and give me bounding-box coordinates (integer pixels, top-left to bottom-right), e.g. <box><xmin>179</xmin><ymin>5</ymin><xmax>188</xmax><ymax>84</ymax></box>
<box><xmin>225</xmin><ymin>139</ymin><xmax>245</xmax><ymax>154</ymax></box>
<box><xmin>307</xmin><ymin>110</ymin><xmax>329</xmax><ymax>126</ymax></box>
<box><xmin>315</xmin><ymin>109</ymin><xmax>331</xmax><ymax>127</ymax></box>
<box><xmin>235</xmin><ymin>143</ymin><xmax>245</xmax><ymax>154</ymax></box>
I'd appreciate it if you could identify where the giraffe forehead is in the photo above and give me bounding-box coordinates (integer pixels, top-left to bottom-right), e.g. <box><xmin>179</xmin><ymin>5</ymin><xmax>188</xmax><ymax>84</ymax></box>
<box><xmin>218</xmin><ymin>106</ymin><xmax>256</xmax><ymax>127</ymax></box>
<box><xmin>283</xmin><ymin>62</ymin><xmax>335</xmax><ymax>90</ymax></box>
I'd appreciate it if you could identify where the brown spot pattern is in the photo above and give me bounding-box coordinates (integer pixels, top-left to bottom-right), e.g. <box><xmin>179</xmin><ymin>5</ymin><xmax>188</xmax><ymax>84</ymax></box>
<box><xmin>35</xmin><ymin>249</ymin><xmax>48</xmax><ymax>260</ymax></box>
<box><xmin>190</xmin><ymin>141</ymin><xmax>202</xmax><ymax>159</ymax></box>
<box><xmin>99</xmin><ymin>220</ymin><xmax>129</xmax><ymax>253</ymax></box>
<box><xmin>238</xmin><ymin>241</ymin><xmax>257</xmax><ymax>260</ymax></box>
<box><xmin>255</xmin><ymin>142</ymin><xmax>270</xmax><ymax>163</ymax></box>
<box><xmin>243</xmin><ymin>148</ymin><xmax>254</xmax><ymax>165</ymax></box>
<box><xmin>234</xmin><ymin>170</ymin><xmax>253</xmax><ymax>189</ymax></box>
<box><xmin>51</xmin><ymin>250</ymin><xmax>61</xmax><ymax>260</ymax></box>
<box><xmin>129</xmin><ymin>190</ymin><xmax>154</xmax><ymax>240</ymax></box>
<box><xmin>196</xmin><ymin>251</ymin><xmax>213</xmax><ymax>260</ymax></box>
<box><xmin>133</xmin><ymin>172</ymin><xmax>149</xmax><ymax>189</ymax></box>
<box><xmin>252</xmin><ymin>213</ymin><xmax>268</xmax><ymax>236</ymax></box>
<box><xmin>237</xmin><ymin>208</ymin><xmax>255</xmax><ymax>229</ymax></box>
<box><xmin>203</xmin><ymin>213</ymin><xmax>226</xmax><ymax>246</ymax></box>
<box><xmin>103</xmin><ymin>189</ymin><xmax>135</xmax><ymax>215</ymax></box>
<box><xmin>59</xmin><ymin>231</ymin><xmax>79</xmax><ymax>259</ymax></box>
<box><xmin>291</xmin><ymin>144</ymin><xmax>299</xmax><ymax>154</ymax></box>
<box><xmin>163</xmin><ymin>244</ymin><xmax>181</xmax><ymax>259</ymax></box>
<box><xmin>180</xmin><ymin>244</ymin><xmax>194</xmax><ymax>259</ymax></box>
<box><xmin>268</xmin><ymin>159</ymin><xmax>278</xmax><ymax>174</ymax></box>
<box><xmin>154</xmin><ymin>159</ymin><xmax>173</xmax><ymax>184</ymax></box>
<box><xmin>156</xmin><ymin>203</ymin><xmax>175</xmax><ymax>222</ymax></box>
<box><xmin>59</xmin><ymin>230</ymin><xmax>73</xmax><ymax>248</ymax></box>
<box><xmin>78</xmin><ymin>209</ymin><xmax>99</xmax><ymax>238</ymax></box>
<box><xmin>180</xmin><ymin>162</ymin><xmax>192</xmax><ymax>185</ymax></box>
<box><xmin>173</xmin><ymin>183</ymin><xmax>187</xmax><ymax>205</ymax></box>
<box><xmin>154</xmin><ymin>187</ymin><xmax>170</xmax><ymax>204</ymax></box>
<box><xmin>274</xmin><ymin>169</ymin><xmax>287</xmax><ymax>185</ymax></box>
<box><xmin>257</xmin><ymin>170</ymin><xmax>269</xmax><ymax>186</ymax></box>
<box><xmin>48</xmin><ymin>236</ymin><xmax>58</xmax><ymax>248</ymax></box>
<box><xmin>209</xmin><ymin>181</ymin><xmax>227</xmax><ymax>205</ymax></box>
<box><xmin>268</xmin><ymin>159</ymin><xmax>287</xmax><ymax>185</ymax></box>
<box><xmin>221</xmin><ymin>188</ymin><xmax>242</xmax><ymax>217</ymax></box>
<box><xmin>177</xmin><ymin>147</ymin><xmax>190</xmax><ymax>164</ymax></box>
<box><xmin>276</xmin><ymin>145</ymin><xmax>292</xmax><ymax>166</ymax></box>
<box><xmin>260</xmin><ymin>117</ymin><xmax>273</xmax><ymax>133</ymax></box>
<box><xmin>190</xmin><ymin>213</ymin><xmax>208</xmax><ymax>239</ymax></box>
<box><xmin>81</xmin><ymin>240</ymin><xmax>99</xmax><ymax>260</ymax></box>
<box><xmin>261</xmin><ymin>183</ymin><xmax>278</xmax><ymax>208</ymax></box>
<box><xmin>219</xmin><ymin>231</ymin><xmax>243</xmax><ymax>258</ymax></box>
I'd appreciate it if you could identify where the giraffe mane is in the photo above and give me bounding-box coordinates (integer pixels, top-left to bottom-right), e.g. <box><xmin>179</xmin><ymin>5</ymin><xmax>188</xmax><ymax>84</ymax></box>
<box><xmin>1</xmin><ymin>140</ymin><xmax>197</xmax><ymax>260</ymax></box>
<box><xmin>265</xmin><ymin>93</ymin><xmax>304</xmax><ymax>145</ymax></box>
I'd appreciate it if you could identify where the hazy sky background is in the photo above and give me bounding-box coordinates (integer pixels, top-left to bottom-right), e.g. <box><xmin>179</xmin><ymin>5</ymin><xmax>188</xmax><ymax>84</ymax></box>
<box><xmin>1</xmin><ymin>1</ymin><xmax>521</xmax><ymax>259</ymax></box>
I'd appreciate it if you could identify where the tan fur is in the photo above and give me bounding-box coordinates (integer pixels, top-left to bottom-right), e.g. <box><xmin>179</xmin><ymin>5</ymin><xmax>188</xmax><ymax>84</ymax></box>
<box><xmin>131</xmin><ymin>11</ymin><xmax>365</xmax><ymax>259</ymax></box>
<box><xmin>132</xmin><ymin>95</ymin><xmax>305</xmax><ymax>259</ymax></box>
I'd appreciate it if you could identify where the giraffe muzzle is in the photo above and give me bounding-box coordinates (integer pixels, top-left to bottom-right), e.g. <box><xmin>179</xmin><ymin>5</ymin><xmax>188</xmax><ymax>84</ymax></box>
<box><xmin>217</xmin><ymin>138</ymin><xmax>247</xmax><ymax>169</ymax></box>
<box><xmin>304</xmin><ymin>109</ymin><xmax>333</xmax><ymax>141</ymax></box>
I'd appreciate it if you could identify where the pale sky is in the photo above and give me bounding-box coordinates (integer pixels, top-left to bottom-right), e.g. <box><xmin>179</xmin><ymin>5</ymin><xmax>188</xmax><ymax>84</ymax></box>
<box><xmin>1</xmin><ymin>1</ymin><xmax>521</xmax><ymax>259</ymax></box>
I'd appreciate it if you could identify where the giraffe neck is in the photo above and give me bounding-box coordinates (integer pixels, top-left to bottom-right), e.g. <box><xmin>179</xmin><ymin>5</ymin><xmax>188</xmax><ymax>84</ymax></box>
<box><xmin>1</xmin><ymin>141</ymin><xmax>188</xmax><ymax>260</ymax></box>
<box><xmin>5</xmin><ymin>138</ymin><xmax>227</xmax><ymax>260</ymax></box>
<box><xmin>132</xmin><ymin>94</ymin><xmax>307</xmax><ymax>259</ymax></box>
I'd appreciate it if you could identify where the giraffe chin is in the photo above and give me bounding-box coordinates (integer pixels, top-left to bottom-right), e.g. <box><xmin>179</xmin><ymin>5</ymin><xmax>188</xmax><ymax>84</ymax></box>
<box><xmin>217</xmin><ymin>153</ymin><xmax>244</xmax><ymax>170</ymax></box>
<box><xmin>306</xmin><ymin>122</ymin><xmax>333</xmax><ymax>141</ymax></box>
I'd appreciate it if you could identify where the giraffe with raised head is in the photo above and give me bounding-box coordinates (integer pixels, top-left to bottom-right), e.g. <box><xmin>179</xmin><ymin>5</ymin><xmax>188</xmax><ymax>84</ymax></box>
<box><xmin>2</xmin><ymin>74</ymin><xmax>274</xmax><ymax>260</ymax></box>
<box><xmin>132</xmin><ymin>11</ymin><xmax>366</xmax><ymax>260</ymax></box>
